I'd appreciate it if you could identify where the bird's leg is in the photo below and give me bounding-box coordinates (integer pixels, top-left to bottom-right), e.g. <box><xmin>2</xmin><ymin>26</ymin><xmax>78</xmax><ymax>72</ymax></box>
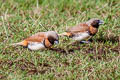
<box><xmin>80</xmin><ymin>38</ymin><xmax>93</xmax><ymax>44</ymax></box>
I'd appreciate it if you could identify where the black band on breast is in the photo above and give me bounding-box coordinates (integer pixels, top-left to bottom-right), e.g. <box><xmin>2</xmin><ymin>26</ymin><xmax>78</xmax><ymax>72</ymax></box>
<box><xmin>43</xmin><ymin>39</ymin><xmax>47</xmax><ymax>48</ymax></box>
<box><xmin>88</xmin><ymin>31</ymin><xmax>94</xmax><ymax>36</ymax></box>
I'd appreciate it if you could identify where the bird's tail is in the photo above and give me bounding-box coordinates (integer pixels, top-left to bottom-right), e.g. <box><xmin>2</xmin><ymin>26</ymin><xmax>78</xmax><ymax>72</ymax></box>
<box><xmin>11</xmin><ymin>40</ymin><xmax>27</xmax><ymax>46</ymax></box>
<box><xmin>58</xmin><ymin>32</ymin><xmax>71</xmax><ymax>36</ymax></box>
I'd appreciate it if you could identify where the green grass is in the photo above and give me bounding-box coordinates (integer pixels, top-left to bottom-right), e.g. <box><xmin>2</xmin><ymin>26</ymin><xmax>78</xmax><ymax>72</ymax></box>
<box><xmin>0</xmin><ymin>0</ymin><xmax>120</xmax><ymax>79</ymax></box>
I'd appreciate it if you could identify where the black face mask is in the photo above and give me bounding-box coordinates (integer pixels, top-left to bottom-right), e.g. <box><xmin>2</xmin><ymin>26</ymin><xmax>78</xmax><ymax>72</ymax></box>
<box><xmin>91</xmin><ymin>20</ymin><xmax>100</xmax><ymax>28</ymax></box>
<box><xmin>48</xmin><ymin>36</ymin><xmax>57</xmax><ymax>45</ymax></box>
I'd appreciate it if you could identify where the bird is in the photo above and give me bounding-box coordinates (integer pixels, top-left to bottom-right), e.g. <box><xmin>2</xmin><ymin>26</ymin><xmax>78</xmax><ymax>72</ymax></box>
<box><xmin>12</xmin><ymin>31</ymin><xmax>59</xmax><ymax>50</ymax></box>
<box><xmin>59</xmin><ymin>18</ymin><xmax>104</xmax><ymax>43</ymax></box>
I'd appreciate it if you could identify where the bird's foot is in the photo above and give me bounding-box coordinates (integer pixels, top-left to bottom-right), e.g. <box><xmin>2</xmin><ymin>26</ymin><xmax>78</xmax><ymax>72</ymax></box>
<box><xmin>80</xmin><ymin>41</ymin><xmax>91</xmax><ymax>44</ymax></box>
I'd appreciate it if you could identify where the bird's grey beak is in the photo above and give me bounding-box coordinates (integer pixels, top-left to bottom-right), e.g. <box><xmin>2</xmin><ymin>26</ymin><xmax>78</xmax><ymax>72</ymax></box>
<box><xmin>54</xmin><ymin>40</ymin><xmax>59</xmax><ymax>44</ymax></box>
<box><xmin>99</xmin><ymin>20</ymin><xmax>104</xmax><ymax>25</ymax></box>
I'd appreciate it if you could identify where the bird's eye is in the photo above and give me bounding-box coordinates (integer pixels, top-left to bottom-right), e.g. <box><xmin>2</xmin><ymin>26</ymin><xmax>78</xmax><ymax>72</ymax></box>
<box><xmin>96</xmin><ymin>20</ymin><xmax>100</xmax><ymax>23</ymax></box>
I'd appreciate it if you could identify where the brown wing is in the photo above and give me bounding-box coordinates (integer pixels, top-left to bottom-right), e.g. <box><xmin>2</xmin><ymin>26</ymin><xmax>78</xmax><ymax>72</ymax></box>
<box><xmin>67</xmin><ymin>23</ymin><xmax>89</xmax><ymax>33</ymax></box>
<box><xmin>25</xmin><ymin>32</ymin><xmax>46</xmax><ymax>42</ymax></box>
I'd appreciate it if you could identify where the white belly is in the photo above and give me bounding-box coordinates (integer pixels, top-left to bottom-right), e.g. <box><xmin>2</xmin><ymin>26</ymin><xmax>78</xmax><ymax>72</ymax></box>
<box><xmin>72</xmin><ymin>32</ymin><xmax>90</xmax><ymax>41</ymax></box>
<box><xmin>28</xmin><ymin>42</ymin><xmax>45</xmax><ymax>50</ymax></box>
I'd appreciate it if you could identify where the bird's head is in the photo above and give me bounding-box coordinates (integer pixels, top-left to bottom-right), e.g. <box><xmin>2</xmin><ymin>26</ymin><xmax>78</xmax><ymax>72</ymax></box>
<box><xmin>46</xmin><ymin>31</ymin><xmax>59</xmax><ymax>45</ymax></box>
<box><xmin>86</xmin><ymin>18</ymin><xmax>104</xmax><ymax>28</ymax></box>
